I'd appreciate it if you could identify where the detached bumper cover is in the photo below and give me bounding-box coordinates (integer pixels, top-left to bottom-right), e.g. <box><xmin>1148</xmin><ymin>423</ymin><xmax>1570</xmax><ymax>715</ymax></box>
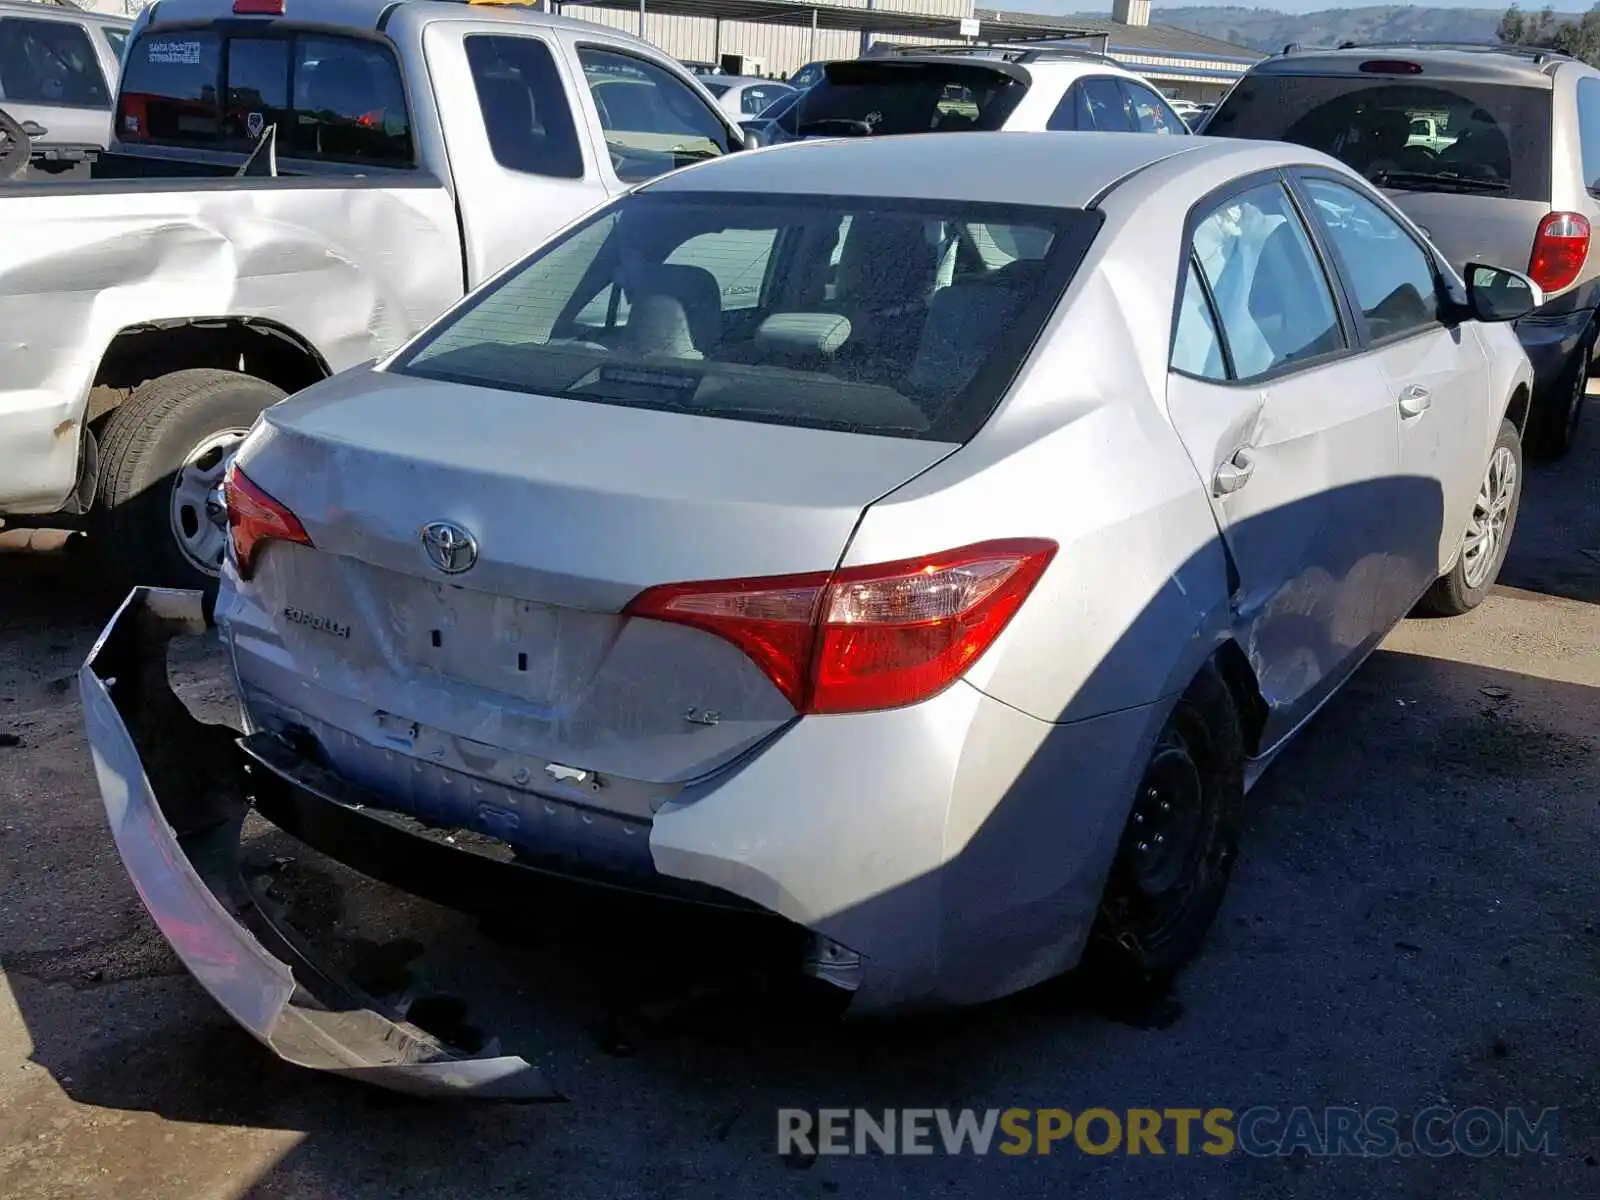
<box><xmin>78</xmin><ymin>587</ymin><xmax>556</xmax><ymax>1100</ymax></box>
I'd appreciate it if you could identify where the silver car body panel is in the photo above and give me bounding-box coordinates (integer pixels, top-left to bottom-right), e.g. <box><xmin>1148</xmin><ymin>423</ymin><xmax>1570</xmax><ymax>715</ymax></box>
<box><xmin>83</xmin><ymin>135</ymin><xmax>1537</xmax><ymax>1055</ymax></box>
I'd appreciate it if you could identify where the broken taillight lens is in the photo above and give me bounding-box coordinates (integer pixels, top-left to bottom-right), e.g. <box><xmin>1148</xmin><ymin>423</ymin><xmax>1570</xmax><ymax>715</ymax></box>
<box><xmin>623</xmin><ymin>539</ymin><xmax>1057</xmax><ymax>714</ymax></box>
<box><xmin>223</xmin><ymin>463</ymin><xmax>311</xmax><ymax>579</ymax></box>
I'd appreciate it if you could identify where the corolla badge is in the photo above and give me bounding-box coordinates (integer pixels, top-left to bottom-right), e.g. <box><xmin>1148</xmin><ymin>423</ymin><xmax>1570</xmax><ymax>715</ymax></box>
<box><xmin>420</xmin><ymin>520</ymin><xmax>478</xmax><ymax>574</ymax></box>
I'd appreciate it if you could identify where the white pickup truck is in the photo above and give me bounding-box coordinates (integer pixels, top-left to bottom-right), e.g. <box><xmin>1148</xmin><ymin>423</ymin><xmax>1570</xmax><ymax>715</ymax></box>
<box><xmin>0</xmin><ymin>0</ymin><xmax>750</xmax><ymax>586</ymax></box>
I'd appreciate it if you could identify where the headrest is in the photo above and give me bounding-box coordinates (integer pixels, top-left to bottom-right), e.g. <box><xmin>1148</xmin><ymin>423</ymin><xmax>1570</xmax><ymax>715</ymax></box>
<box><xmin>754</xmin><ymin>312</ymin><xmax>853</xmax><ymax>357</ymax></box>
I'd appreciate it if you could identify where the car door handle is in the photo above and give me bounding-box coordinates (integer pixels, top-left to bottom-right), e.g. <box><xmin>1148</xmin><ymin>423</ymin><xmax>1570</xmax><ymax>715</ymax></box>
<box><xmin>1213</xmin><ymin>446</ymin><xmax>1257</xmax><ymax>497</ymax></box>
<box><xmin>1398</xmin><ymin>383</ymin><xmax>1432</xmax><ymax>418</ymax></box>
<box><xmin>19</xmin><ymin>121</ymin><xmax>46</xmax><ymax>139</ymax></box>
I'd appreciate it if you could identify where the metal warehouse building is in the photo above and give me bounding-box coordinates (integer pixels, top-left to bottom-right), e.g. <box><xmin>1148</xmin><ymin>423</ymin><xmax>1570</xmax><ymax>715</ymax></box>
<box><xmin>548</xmin><ymin>0</ymin><xmax>1264</xmax><ymax>102</ymax></box>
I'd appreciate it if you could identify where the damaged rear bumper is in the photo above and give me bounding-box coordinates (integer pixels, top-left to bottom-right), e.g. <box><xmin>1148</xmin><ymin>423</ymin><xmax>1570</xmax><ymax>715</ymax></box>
<box><xmin>78</xmin><ymin>587</ymin><xmax>557</xmax><ymax>1100</ymax></box>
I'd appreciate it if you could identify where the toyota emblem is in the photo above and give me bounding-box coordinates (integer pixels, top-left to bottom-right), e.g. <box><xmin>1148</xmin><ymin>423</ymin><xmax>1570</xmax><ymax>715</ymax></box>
<box><xmin>420</xmin><ymin>520</ymin><xmax>478</xmax><ymax>574</ymax></box>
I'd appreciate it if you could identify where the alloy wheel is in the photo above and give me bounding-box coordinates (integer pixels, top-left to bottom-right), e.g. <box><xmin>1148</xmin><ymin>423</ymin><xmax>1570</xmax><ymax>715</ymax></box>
<box><xmin>1461</xmin><ymin>444</ymin><xmax>1518</xmax><ymax>590</ymax></box>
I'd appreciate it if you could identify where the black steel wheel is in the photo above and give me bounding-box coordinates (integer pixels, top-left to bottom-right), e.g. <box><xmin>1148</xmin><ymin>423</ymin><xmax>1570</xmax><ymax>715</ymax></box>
<box><xmin>1087</xmin><ymin>662</ymin><xmax>1245</xmax><ymax>986</ymax></box>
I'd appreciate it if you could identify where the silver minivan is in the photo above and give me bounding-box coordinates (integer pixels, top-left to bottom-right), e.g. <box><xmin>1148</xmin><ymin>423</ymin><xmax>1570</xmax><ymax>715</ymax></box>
<box><xmin>1205</xmin><ymin>42</ymin><xmax>1600</xmax><ymax>458</ymax></box>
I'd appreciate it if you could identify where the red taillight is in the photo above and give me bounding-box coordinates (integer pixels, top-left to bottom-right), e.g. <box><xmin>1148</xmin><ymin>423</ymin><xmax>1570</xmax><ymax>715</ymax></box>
<box><xmin>1359</xmin><ymin>59</ymin><xmax>1422</xmax><ymax>74</ymax></box>
<box><xmin>233</xmin><ymin>0</ymin><xmax>285</xmax><ymax>13</ymax></box>
<box><xmin>1529</xmin><ymin>211</ymin><xmax>1591</xmax><ymax>294</ymax></box>
<box><xmin>624</xmin><ymin>539</ymin><xmax>1057</xmax><ymax>715</ymax></box>
<box><xmin>223</xmin><ymin>463</ymin><xmax>310</xmax><ymax>579</ymax></box>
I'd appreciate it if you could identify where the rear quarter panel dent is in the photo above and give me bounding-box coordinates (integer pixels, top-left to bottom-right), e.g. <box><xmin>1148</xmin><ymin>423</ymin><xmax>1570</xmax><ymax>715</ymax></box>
<box><xmin>0</xmin><ymin>185</ymin><xmax>460</xmax><ymax>512</ymax></box>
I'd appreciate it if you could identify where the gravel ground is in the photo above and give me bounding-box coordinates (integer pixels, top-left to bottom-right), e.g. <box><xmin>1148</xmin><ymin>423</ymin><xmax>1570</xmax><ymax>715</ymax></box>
<box><xmin>1</xmin><ymin>407</ymin><xmax>1598</xmax><ymax>1199</ymax></box>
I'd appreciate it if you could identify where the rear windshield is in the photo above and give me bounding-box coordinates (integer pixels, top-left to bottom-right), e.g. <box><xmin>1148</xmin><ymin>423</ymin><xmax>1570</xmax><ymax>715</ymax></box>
<box><xmin>1204</xmin><ymin>75</ymin><xmax>1551</xmax><ymax>201</ymax></box>
<box><xmin>117</xmin><ymin>28</ymin><xmax>412</xmax><ymax>166</ymax></box>
<box><xmin>394</xmin><ymin>192</ymin><xmax>1100</xmax><ymax>443</ymax></box>
<box><xmin>774</xmin><ymin>61</ymin><xmax>1028</xmax><ymax>138</ymax></box>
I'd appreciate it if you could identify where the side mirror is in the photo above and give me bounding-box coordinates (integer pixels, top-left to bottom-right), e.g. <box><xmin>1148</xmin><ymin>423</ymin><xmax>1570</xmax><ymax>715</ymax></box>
<box><xmin>741</xmin><ymin>127</ymin><xmax>763</xmax><ymax>151</ymax></box>
<box><xmin>1464</xmin><ymin>262</ymin><xmax>1544</xmax><ymax>323</ymax></box>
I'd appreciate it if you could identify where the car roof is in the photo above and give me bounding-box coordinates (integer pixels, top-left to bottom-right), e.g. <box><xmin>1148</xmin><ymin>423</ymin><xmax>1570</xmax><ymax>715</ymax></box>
<box><xmin>708</xmin><ymin>75</ymin><xmax>790</xmax><ymax>88</ymax></box>
<box><xmin>1247</xmin><ymin>44</ymin><xmax>1569</xmax><ymax>87</ymax></box>
<box><xmin>646</xmin><ymin>131</ymin><xmax>1279</xmax><ymax>209</ymax></box>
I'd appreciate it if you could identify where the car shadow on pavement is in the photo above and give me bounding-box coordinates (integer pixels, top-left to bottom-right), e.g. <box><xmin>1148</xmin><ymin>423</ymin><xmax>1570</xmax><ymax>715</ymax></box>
<box><xmin>2</xmin><ymin>434</ymin><xmax>1599</xmax><ymax>1197</ymax></box>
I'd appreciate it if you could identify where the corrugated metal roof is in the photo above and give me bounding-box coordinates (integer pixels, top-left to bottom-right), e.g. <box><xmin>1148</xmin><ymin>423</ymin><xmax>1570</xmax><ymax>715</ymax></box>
<box><xmin>556</xmin><ymin>0</ymin><xmax>1101</xmax><ymax>42</ymax></box>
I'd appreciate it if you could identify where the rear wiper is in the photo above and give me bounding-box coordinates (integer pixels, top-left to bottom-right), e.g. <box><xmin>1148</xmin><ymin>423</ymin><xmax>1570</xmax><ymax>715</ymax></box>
<box><xmin>796</xmin><ymin>118</ymin><xmax>876</xmax><ymax>138</ymax></box>
<box><xmin>1371</xmin><ymin>170</ymin><xmax>1510</xmax><ymax>195</ymax></box>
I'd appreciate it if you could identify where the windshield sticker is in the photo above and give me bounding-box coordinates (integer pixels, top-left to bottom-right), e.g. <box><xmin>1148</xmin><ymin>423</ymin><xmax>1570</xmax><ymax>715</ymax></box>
<box><xmin>146</xmin><ymin>39</ymin><xmax>203</xmax><ymax>66</ymax></box>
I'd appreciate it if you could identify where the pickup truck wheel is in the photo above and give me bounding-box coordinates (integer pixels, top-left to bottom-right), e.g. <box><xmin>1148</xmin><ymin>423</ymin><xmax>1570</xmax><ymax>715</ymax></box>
<box><xmin>1416</xmin><ymin>419</ymin><xmax>1522</xmax><ymax>617</ymax></box>
<box><xmin>96</xmin><ymin>369</ymin><xmax>285</xmax><ymax>589</ymax></box>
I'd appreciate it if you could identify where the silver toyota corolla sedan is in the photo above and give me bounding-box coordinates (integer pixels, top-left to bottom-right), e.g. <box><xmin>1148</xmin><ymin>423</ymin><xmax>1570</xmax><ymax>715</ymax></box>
<box><xmin>83</xmin><ymin>132</ymin><xmax>1538</xmax><ymax>1096</ymax></box>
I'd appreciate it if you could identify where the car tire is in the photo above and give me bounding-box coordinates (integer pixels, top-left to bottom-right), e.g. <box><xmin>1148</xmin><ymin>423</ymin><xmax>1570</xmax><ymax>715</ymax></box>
<box><xmin>95</xmin><ymin>369</ymin><xmax>284</xmax><ymax>591</ymax></box>
<box><xmin>1526</xmin><ymin>326</ymin><xmax>1593</xmax><ymax>461</ymax></box>
<box><xmin>1416</xmin><ymin>418</ymin><xmax>1523</xmax><ymax>618</ymax></box>
<box><xmin>1086</xmin><ymin>661</ymin><xmax>1245</xmax><ymax>988</ymax></box>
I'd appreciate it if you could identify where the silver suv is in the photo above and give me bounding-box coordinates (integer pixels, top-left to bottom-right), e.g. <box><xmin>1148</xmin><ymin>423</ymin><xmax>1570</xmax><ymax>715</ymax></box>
<box><xmin>1205</xmin><ymin>41</ymin><xmax>1600</xmax><ymax>458</ymax></box>
<box><xmin>0</xmin><ymin>0</ymin><xmax>129</xmax><ymax>165</ymax></box>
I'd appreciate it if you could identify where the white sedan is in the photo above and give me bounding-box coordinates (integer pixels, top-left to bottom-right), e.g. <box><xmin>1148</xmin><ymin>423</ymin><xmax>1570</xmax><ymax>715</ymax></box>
<box><xmin>82</xmin><ymin>132</ymin><xmax>1537</xmax><ymax>1096</ymax></box>
<box><xmin>699</xmin><ymin>74</ymin><xmax>796</xmax><ymax>118</ymax></box>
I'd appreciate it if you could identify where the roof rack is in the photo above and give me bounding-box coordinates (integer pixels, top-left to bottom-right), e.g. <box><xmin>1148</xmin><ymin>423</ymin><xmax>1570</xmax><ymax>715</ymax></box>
<box><xmin>1328</xmin><ymin>39</ymin><xmax>1573</xmax><ymax>65</ymax></box>
<box><xmin>874</xmin><ymin>41</ymin><xmax>1119</xmax><ymax>68</ymax></box>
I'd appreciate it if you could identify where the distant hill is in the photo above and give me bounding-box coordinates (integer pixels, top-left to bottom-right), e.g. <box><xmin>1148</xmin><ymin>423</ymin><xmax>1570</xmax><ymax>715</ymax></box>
<box><xmin>1075</xmin><ymin>6</ymin><xmax>1508</xmax><ymax>53</ymax></box>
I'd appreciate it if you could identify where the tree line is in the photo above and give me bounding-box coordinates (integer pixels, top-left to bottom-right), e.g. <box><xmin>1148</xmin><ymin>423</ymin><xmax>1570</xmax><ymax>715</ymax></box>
<box><xmin>1499</xmin><ymin>5</ymin><xmax>1600</xmax><ymax>65</ymax></box>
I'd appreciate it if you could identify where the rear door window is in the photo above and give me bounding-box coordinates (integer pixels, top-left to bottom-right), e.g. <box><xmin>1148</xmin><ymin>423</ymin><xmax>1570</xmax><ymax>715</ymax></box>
<box><xmin>1079</xmin><ymin>77</ymin><xmax>1132</xmax><ymax>132</ymax></box>
<box><xmin>1046</xmin><ymin>83</ymin><xmax>1092</xmax><ymax>131</ymax></box>
<box><xmin>102</xmin><ymin>27</ymin><xmax>128</xmax><ymax>63</ymax></box>
<box><xmin>291</xmin><ymin>36</ymin><xmax>410</xmax><ymax>165</ymax></box>
<box><xmin>118</xmin><ymin>30</ymin><xmax>222</xmax><ymax>143</ymax></box>
<box><xmin>1204</xmin><ymin>74</ymin><xmax>1551</xmax><ymax>201</ymax></box>
<box><xmin>465</xmin><ymin>34</ymin><xmax>583</xmax><ymax>179</ymax></box>
<box><xmin>395</xmin><ymin>192</ymin><xmax>1102</xmax><ymax>444</ymax></box>
<box><xmin>0</xmin><ymin>17</ymin><xmax>111</xmax><ymax>108</ymax></box>
<box><xmin>117</xmin><ymin>29</ymin><xmax>411</xmax><ymax>165</ymax></box>
<box><xmin>1189</xmin><ymin>182</ymin><xmax>1345</xmax><ymax>380</ymax></box>
<box><xmin>578</xmin><ymin>46</ymin><xmax>733</xmax><ymax>182</ymax></box>
<box><xmin>1122</xmin><ymin>81</ymin><xmax>1186</xmax><ymax>135</ymax></box>
<box><xmin>1578</xmin><ymin>77</ymin><xmax>1600</xmax><ymax>195</ymax></box>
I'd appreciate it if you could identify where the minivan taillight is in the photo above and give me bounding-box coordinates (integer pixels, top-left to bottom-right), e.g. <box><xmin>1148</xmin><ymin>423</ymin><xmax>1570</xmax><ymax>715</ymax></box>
<box><xmin>223</xmin><ymin>463</ymin><xmax>311</xmax><ymax>579</ymax></box>
<box><xmin>624</xmin><ymin>539</ymin><xmax>1058</xmax><ymax>715</ymax></box>
<box><xmin>1529</xmin><ymin>211</ymin><xmax>1591</xmax><ymax>294</ymax></box>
